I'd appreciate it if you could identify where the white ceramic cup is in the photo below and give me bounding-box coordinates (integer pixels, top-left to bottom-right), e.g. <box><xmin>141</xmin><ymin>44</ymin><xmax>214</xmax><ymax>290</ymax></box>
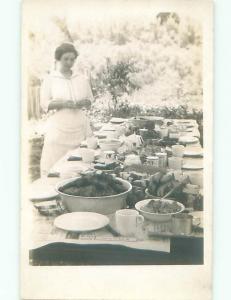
<box><xmin>172</xmin><ymin>145</ymin><xmax>185</xmax><ymax>157</ymax></box>
<box><xmin>115</xmin><ymin>209</ymin><xmax>144</xmax><ymax>237</ymax></box>
<box><xmin>168</xmin><ymin>157</ymin><xmax>183</xmax><ymax>170</ymax></box>
<box><xmin>79</xmin><ymin>148</ymin><xmax>95</xmax><ymax>163</ymax></box>
<box><xmin>187</xmin><ymin>172</ymin><xmax>203</xmax><ymax>188</ymax></box>
<box><xmin>86</xmin><ymin>136</ymin><xmax>98</xmax><ymax>149</ymax></box>
<box><xmin>171</xmin><ymin>213</ymin><xmax>200</xmax><ymax>235</ymax></box>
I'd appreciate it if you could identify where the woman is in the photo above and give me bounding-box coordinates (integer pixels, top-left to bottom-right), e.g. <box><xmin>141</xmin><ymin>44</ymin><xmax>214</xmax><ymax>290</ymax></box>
<box><xmin>40</xmin><ymin>43</ymin><xmax>94</xmax><ymax>176</ymax></box>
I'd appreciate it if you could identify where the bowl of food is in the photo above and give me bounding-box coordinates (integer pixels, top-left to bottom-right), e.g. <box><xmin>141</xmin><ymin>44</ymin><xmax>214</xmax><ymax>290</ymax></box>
<box><xmin>135</xmin><ymin>199</ymin><xmax>185</xmax><ymax>222</ymax></box>
<box><xmin>56</xmin><ymin>171</ymin><xmax>132</xmax><ymax>215</ymax></box>
<box><xmin>98</xmin><ymin>139</ymin><xmax>122</xmax><ymax>151</ymax></box>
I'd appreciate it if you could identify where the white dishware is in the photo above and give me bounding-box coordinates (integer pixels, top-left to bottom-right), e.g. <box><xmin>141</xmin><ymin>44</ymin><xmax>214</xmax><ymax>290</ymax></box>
<box><xmin>156</xmin><ymin>152</ymin><xmax>167</xmax><ymax>168</ymax></box>
<box><xmin>182</xmin><ymin>163</ymin><xmax>203</xmax><ymax>170</ymax></box>
<box><xmin>105</xmin><ymin>131</ymin><xmax>119</xmax><ymax>139</ymax></box>
<box><xmin>169</xmin><ymin>131</ymin><xmax>180</xmax><ymax>139</ymax></box>
<box><xmin>92</xmin><ymin>122</ymin><xmax>103</xmax><ymax>131</ymax></box>
<box><xmin>168</xmin><ymin>157</ymin><xmax>183</xmax><ymax>170</ymax></box>
<box><xmin>172</xmin><ymin>145</ymin><xmax>185</xmax><ymax>157</ymax></box>
<box><xmin>135</xmin><ymin>199</ymin><xmax>185</xmax><ymax>223</ymax></box>
<box><xmin>146</xmin><ymin>156</ymin><xmax>159</xmax><ymax>168</ymax></box>
<box><xmin>29</xmin><ymin>178</ymin><xmax>59</xmax><ymax>202</ymax></box>
<box><xmin>179</xmin><ymin>136</ymin><xmax>199</xmax><ymax>145</ymax></box>
<box><xmin>110</xmin><ymin>117</ymin><xmax>127</xmax><ymax>124</ymax></box>
<box><xmin>171</xmin><ymin>213</ymin><xmax>200</xmax><ymax>235</ymax></box>
<box><xmin>56</xmin><ymin>177</ymin><xmax>132</xmax><ymax>214</ymax></box>
<box><xmin>86</xmin><ymin>136</ymin><xmax>98</xmax><ymax>149</ymax></box>
<box><xmin>184</xmin><ymin>146</ymin><xmax>203</xmax><ymax>157</ymax></box>
<box><xmin>79</xmin><ymin>148</ymin><xmax>95</xmax><ymax>163</ymax></box>
<box><xmin>54</xmin><ymin>212</ymin><xmax>109</xmax><ymax>232</ymax></box>
<box><xmin>125</xmin><ymin>133</ymin><xmax>144</xmax><ymax>148</ymax></box>
<box><xmin>94</xmin><ymin>132</ymin><xmax>107</xmax><ymax>139</ymax></box>
<box><xmin>115</xmin><ymin>209</ymin><xmax>144</xmax><ymax>237</ymax></box>
<box><xmin>124</xmin><ymin>154</ymin><xmax>142</xmax><ymax>166</ymax></box>
<box><xmin>185</xmin><ymin>172</ymin><xmax>203</xmax><ymax>187</ymax></box>
<box><xmin>100</xmin><ymin>124</ymin><xmax>119</xmax><ymax>139</ymax></box>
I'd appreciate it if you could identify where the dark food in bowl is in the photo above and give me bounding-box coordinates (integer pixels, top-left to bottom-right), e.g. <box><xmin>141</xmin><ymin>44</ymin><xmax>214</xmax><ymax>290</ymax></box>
<box><xmin>94</xmin><ymin>161</ymin><xmax>119</xmax><ymax>170</ymax></box>
<box><xmin>141</xmin><ymin>199</ymin><xmax>182</xmax><ymax>214</ymax></box>
<box><xmin>59</xmin><ymin>171</ymin><xmax>127</xmax><ymax>197</ymax></box>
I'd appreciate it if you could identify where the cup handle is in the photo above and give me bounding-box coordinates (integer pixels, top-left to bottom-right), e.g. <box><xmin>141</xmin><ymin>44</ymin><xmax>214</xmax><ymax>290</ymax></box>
<box><xmin>136</xmin><ymin>215</ymin><xmax>144</xmax><ymax>226</ymax></box>
<box><xmin>193</xmin><ymin>217</ymin><xmax>201</xmax><ymax>227</ymax></box>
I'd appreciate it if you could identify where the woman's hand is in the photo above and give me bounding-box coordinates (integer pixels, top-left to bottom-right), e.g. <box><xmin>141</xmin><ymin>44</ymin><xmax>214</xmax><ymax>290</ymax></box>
<box><xmin>75</xmin><ymin>99</ymin><xmax>92</xmax><ymax>109</ymax></box>
<box><xmin>48</xmin><ymin>99</ymin><xmax>91</xmax><ymax>111</ymax></box>
<box><xmin>48</xmin><ymin>99</ymin><xmax>76</xmax><ymax>111</ymax></box>
<box><xmin>65</xmin><ymin>100</ymin><xmax>76</xmax><ymax>109</ymax></box>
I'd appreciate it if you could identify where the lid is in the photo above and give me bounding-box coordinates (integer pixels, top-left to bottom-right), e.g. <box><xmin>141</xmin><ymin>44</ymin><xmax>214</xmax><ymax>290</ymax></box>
<box><xmin>103</xmin><ymin>150</ymin><xmax>115</xmax><ymax>154</ymax></box>
<box><xmin>147</xmin><ymin>156</ymin><xmax>159</xmax><ymax>160</ymax></box>
<box><xmin>156</xmin><ymin>152</ymin><xmax>167</xmax><ymax>157</ymax></box>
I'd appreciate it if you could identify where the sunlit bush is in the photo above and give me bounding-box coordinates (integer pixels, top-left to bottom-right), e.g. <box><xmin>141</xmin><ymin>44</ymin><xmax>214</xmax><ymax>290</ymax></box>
<box><xmin>28</xmin><ymin>13</ymin><xmax>203</xmax><ymax>120</ymax></box>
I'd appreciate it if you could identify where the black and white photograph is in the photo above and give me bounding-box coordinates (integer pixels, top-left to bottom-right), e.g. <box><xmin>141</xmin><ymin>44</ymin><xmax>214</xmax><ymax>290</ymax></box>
<box><xmin>21</xmin><ymin>0</ymin><xmax>212</xmax><ymax>299</ymax></box>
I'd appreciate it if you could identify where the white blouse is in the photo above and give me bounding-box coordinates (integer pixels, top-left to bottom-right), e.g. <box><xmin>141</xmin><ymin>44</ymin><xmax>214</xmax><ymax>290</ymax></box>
<box><xmin>40</xmin><ymin>70</ymin><xmax>94</xmax><ymax>134</ymax></box>
<box><xmin>40</xmin><ymin>70</ymin><xmax>94</xmax><ymax>112</ymax></box>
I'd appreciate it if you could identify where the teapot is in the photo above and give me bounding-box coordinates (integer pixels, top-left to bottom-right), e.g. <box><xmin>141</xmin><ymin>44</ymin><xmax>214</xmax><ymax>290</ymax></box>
<box><xmin>124</xmin><ymin>154</ymin><xmax>142</xmax><ymax>166</ymax></box>
<box><xmin>125</xmin><ymin>133</ymin><xmax>144</xmax><ymax>149</ymax></box>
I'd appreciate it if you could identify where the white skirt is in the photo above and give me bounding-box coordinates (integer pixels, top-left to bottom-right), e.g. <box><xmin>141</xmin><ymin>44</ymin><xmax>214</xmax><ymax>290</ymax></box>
<box><xmin>40</xmin><ymin>109</ymin><xmax>92</xmax><ymax>176</ymax></box>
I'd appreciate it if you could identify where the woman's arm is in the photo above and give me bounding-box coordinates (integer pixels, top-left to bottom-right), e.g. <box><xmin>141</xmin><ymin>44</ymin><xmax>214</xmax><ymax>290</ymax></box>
<box><xmin>40</xmin><ymin>74</ymin><xmax>51</xmax><ymax>113</ymax></box>
<box><xmin>75</xmin><ymin>99</ymin><xmax>92</xmax><ymax>109</ymax></box>
<box><xmin>74</xmin><ymin>76</ymin><xmax>94</xmax><ymax>109</ymax></box>
<box><xmin>40</xmin><ymin>74</ymin><xmax>76</xmax><ymax>112</ymax></box>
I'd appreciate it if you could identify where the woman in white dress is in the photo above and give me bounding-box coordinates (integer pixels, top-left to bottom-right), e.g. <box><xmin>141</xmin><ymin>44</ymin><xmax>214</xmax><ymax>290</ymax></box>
<box><xmin>40</xmin><ymin>43</ymin><xmax>94</xmax><ymax>176</ymax></box>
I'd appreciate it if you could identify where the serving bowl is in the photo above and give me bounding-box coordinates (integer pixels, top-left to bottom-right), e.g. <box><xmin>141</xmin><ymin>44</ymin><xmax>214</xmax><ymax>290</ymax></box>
<box><xmin>135</xmin><ymin>199</ymin><xmax>185</xmax><ymax>223</ymax></box>
<box><xmin>55</xmin><ymin>177</ymin><xmax>132</xmax><ymax>215</ymax></box>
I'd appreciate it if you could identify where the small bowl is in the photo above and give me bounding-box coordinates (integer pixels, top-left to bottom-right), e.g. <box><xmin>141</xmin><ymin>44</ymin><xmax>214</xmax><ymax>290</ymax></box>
<box><xmin>135</xmin><ymin>199</ymin><xmax>185</xmax><ymax>223</ymax></box>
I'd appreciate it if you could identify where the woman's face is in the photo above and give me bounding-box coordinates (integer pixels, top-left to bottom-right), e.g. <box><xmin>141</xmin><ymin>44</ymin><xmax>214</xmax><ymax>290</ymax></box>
<box><xmin>60</xmin><ymin>52</ymin><xmax>76</xmax><ymax>70</ymax></box>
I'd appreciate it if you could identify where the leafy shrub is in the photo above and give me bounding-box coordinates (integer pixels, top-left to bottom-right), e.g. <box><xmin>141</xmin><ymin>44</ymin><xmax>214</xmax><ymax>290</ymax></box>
<box><xmin>91</xmin><ymin>58</ymin><xmax>140</xmax><ymax>110</ymax></box>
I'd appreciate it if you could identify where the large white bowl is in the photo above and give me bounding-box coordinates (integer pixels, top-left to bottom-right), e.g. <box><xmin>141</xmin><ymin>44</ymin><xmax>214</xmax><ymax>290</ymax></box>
<box><xmin>55</xmin><ymin>177</ymin><xmax>132</xmax><ymax>215</ymax></box>
<box><xmin>135</xmin><ymin>199</ymin><xmax>185</xmax><ymax>223</ymax></box>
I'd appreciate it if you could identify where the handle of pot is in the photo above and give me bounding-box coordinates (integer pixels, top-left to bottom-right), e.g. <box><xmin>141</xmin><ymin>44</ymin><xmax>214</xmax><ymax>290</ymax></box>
<box><xmin>136</xmin><ymin>215</ymin><xmax>144</xmax><ymax>226</ymax></box>
<box><xmin>192</xmin><ymin>217</ymin><xmax>201</xmax><ymax>227</ymax></box>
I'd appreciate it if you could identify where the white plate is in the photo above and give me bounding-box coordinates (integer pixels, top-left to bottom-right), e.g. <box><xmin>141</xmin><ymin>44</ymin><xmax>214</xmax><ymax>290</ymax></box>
<box><xmin>29</xmin><ymin>178</ymin><xmax>59</xmax><ymax>201</ymax></box>
<box><xmin>54</xmin><ymin>212</ymin><xmax>109</xmax><ymax>232</ymax></box>
<box><xmin>182</xmin><ymin>164</ymin><xmax>203</xmax><ymax>170</ymax></box>
<box><xmin>175</xmin><ymin>120</ymin><xmax>192</xmax><ymax>124</ymax></box>
<box><xmin>179</xmin><ymin>136</ymin><xmax>199</xmax><ymax>144</ymax></box>
<box><xmin>184</xmin><ymin>148</ymin><xmax>203</xmax><ymax>157</ymax></box>
<box><xmin>110</xmin><ymin>117</ymin><xmax>127</xmax><ymax>124</ymax></box>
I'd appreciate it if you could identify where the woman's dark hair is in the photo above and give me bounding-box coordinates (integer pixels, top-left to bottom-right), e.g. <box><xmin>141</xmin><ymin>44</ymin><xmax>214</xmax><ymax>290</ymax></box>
<box><xmin>55</xmin><ymin>43</ymin><xmax>78</xmax><ymax>61</ymax></box>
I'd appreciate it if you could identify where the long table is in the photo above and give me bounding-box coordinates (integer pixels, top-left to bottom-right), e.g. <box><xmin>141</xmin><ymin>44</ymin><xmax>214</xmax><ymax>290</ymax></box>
<box><xmin>28</xmin><ymin>118</ymin><xmax>204</xmax><ymax>265</ymax></box>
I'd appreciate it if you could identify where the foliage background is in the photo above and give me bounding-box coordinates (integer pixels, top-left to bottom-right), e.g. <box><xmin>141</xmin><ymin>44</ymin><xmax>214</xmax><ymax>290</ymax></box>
<box><xmin>27</xmin><ymin>11</ymin><xmax>203</xmax><ymax>121</ymax></box>
<box><xmin>27</xmin><ymin>10</ymin><xmax>203</xmax><ymax>181</ymax></box>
